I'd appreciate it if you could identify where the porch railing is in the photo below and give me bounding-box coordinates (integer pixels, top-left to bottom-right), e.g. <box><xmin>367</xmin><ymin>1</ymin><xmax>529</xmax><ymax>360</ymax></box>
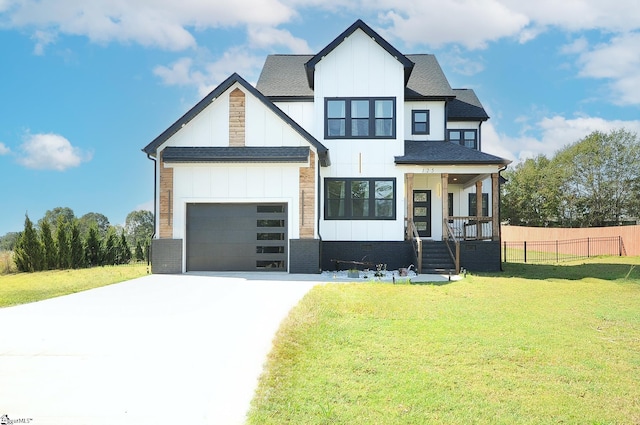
<box><xmin>406</xmin><ymin>219</ymin><xmax>422</xmax><ymax>273</ymax></box>
<box><xmin>447</xmin><ymin>216</ymin><xmax>494</xmax><ymax>241</ymax></box>
<box><xmin>444</xmin><ymin>220</ymin><xmax>461</xmax><ymax>274</ymax></box>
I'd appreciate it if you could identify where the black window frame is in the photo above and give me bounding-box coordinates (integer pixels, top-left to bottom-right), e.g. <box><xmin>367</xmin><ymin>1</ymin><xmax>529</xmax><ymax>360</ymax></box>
<box><xmin>468</xmin><ymin>193</ymin><xmax>489</xmax><ymax>217</ymax></box>
<box><xmin>325</xmin><ymin>97</ymin><xmax>396</xmax><ymax>139</ymax></box>
<box><xmin>412</xmin><ymin>110</ymin><xmax>430</xmax><ymax>135</ymax></box>
<box><xmin>324</xmin><ymin>178</ymin><xmax>396</xmax><ymax>220</ymax></box>
<box><xmin>448</xmin><ymin>129</ymin><xmax>478</xmax><ymax>149</ymax></box>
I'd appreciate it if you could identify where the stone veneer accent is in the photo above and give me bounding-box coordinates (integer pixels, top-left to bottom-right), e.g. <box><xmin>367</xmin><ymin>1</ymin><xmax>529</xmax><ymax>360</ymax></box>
<box><xmin>159</xmin><ymin>152</ymin><xmax>173</xmax><ymax>238</ymax></box>
<box><xmin>229</xmin><ymin>88</ymin><xmax>245</xmax><ymax>147</ymax></box>
<box><xmin>299</xmin><ymin>151</ymin><xmax>316</xmax><ymax>238</ymax></box>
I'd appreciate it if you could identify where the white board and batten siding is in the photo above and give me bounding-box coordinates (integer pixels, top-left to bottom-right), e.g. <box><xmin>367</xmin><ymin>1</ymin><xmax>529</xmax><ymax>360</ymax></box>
<box><xmin>313</xmin><ymin>28</ymin><xmax>408</xmax><ymax>242</ymax></box>
<box><xmin>404</xmin><ymin>101</ymin><xmax>447</xmax><ymax>141</ymax></box>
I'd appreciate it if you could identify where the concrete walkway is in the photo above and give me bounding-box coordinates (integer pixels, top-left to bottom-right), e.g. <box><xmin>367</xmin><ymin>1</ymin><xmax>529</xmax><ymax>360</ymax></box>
<box><xmin>0</xmin><ymin>274</ymin><xmax>321</xmax><ymax>424</ymax></box>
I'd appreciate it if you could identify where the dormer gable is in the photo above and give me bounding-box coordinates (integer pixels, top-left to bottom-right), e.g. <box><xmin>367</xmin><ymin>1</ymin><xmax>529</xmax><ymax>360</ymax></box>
<box><xmin>304</xmin><ymin>19</ymin><xmax>414</xmax><ymax>89</ymax></box>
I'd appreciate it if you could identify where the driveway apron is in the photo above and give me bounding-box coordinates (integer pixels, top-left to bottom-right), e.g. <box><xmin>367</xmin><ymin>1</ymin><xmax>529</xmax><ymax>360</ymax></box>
<box><xmin>0</xmin><ymin>274</ymin><xmax>318</xmax><ymax>424</ymax></box>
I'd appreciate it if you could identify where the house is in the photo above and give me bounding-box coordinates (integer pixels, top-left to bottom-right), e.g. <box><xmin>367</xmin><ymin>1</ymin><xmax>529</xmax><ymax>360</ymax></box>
<box><xmin>142</xmin><ymin>19</ymin><xmax>511</xmax><ymax>275</ymax></box>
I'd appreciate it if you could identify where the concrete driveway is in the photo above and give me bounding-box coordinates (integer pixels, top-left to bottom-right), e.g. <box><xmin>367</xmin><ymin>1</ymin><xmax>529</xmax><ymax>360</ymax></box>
<box><xmin>0</xmin><ymin>273</ymin><xmax>322</xmax><ymax>424</ymax></box>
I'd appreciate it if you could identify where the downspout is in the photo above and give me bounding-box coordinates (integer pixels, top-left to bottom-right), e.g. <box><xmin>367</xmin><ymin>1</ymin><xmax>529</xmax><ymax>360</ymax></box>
<box><xmin>317</xmin><ymin>154</ymin><xmax>323</xmax><ymax>272</ymax></box>
<box><xmin>146</xmin><ymin>152</ymin><xmax>157</xmax><ymax>270</ymax></box>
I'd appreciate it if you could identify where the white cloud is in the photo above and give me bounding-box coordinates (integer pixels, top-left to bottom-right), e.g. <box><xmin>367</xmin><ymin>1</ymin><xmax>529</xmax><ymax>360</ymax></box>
<box><xmin>485</xmin><ymin>115</ymin><xmax>640</xmax><ymax>164</ymax></box>
<box><xmin>568</xmin><ymin>32</ymin><xmax>640</xmax><ymax>105</ymax></box>
<box><xmin>3</xmin><ymin>0</ymin><xmax>296</xmax><ymax>51</ymax></box>
<box><xmin>380</xmin><ymin>2</ymin><xmax>529</xmax><ymax>50</ymax></box>
<box><xmin>0</xmin><ymin>142</ymin><xmax>9</xmax><ymax>155</ymax></box>
<box><xmin>134</xmin><ymin>200</ymin><xmax>154</xmax><ymax>213</ymax></box>
<box><xmin>17</xmin><ymin>133</ymin><xmax>92</xmax><ymax>171</ymax></box>
<box><xmin>154</xmin><ymin>47</ymin><xmax>264</xmax><ymax>96</ymax></box>
<box><xmin>247</xmin><ymin>26</ymin><xmax>312</xmax><ymax>54</ymax></box>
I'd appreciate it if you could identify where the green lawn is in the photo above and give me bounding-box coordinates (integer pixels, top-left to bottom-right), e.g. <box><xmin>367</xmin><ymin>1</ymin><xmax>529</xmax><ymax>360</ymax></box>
<box><xmin>248</xmin><ymin>257</ymin><xmax>640</xmax><ymax>424</ymax></box>
<box><xmin>0</xmin><ymin>263</ymin><xmax>149</xmax><ymax>307</ymax></box>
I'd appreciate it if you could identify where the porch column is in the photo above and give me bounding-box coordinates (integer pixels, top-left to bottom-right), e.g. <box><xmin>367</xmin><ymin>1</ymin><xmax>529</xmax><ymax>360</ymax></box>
<box><xmin>476</xmin><ymin>180</ymin><xmax>483</xmax><ymax>239</ymax></box>
<box><xmin>441</xmin><ymin>173</ymin><xmax>448</xmax><ymax>240</ymax></box>
<box><xmin>406</xmin><ymin>173</ymin><xmax>414</xmax><ymax>240</ymax></box>
<box><xmin>492</xmin><ymin>173</ymin><xmax>500</xmax><ymax>240</ymax></box>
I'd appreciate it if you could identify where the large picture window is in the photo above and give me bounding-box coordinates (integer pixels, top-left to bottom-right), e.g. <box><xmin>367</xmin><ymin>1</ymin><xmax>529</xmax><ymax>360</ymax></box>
<box><xmin>468</xmin><ymin>193</ymin><xmax>489</xmax><ymax>216</ymax></box>
<box><xmin>325</xmin><ymin>178</ymin><xmax>396</xmax><ymax>220</ymax></box>
<box><xmin>325</xmin><ymin>98</ymin><xmax>395</xmax><ymax>139</ymax></box>
<box><xmin>449</xmin><ymin>129</ymin><xmax>478</xmax><ymax>149</ymax></box>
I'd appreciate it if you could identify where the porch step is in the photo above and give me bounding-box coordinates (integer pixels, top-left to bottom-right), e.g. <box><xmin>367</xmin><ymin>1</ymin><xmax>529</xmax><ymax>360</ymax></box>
<box><xmin>421</xmin><ymin>241</ymin><xmax>456</xmax><ymax>275</ymax></box>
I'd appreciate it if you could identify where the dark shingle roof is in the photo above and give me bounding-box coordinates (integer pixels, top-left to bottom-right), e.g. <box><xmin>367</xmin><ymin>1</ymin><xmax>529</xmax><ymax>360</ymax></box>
<box><xmin>257</xmin><ymin>55</ymin><xmax>314</xmax><ymax>98</ymax></box>
<box><xmin>405</xmin><ymin>54</ymin><xmax>455</xmax><ymax>99</ymax></box>
<box><xmin>395</xmin><ymin>141</ymin><xmax>510</xmax><ymax>165</ymax></box>
<box><xmin>447</xmin><ymin>89</ymin><xmax>489</xmax><ymax>121</ymax></box>
<box><xmin>162</xmin><ymin>146</ymin><xmax>310</xmax><ymax>163</ymax></box>
<box><xmin>143</xmin><ymin>73</ymin><xmax>329</xmax><ymax>166</ymax></box>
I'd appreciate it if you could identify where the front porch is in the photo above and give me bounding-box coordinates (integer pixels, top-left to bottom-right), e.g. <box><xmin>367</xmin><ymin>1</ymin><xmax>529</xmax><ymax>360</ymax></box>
<box><xmin>405</xmin><ymin>172</ymin><xmax>502</xmax><ymax>273</ymax></box>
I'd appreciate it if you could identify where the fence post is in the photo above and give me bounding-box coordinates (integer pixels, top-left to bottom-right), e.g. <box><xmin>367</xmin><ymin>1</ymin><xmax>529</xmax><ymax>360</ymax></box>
<box><xmin>587</xmin><ymin>237</ymin><xmax>590</xmax><ymax>258</ymax></box>
<box><xmin>524</xmin><ymin>241</ymin><xmax>527</xmax><ymax>263</ymax></box>
<box><xmin>556</xmin><ymin>240</ymin><xmax>559</xmax><ymax>263</ymax></box>
<box><xmin>503</xmin><ymin>240</ymin><xmax>507</xmax><ymax>263</ymax></box>
<box><xmin>619</xmin><ymin>236</ymin><xmax>622</xmax><ymax>256</ymax></box>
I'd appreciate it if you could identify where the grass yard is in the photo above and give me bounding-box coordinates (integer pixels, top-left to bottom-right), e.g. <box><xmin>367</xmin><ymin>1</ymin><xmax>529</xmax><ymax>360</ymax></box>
<box><xmin>0</xmin><ymin>263</ymin><xmax>148</xmax><ymax>307</ymax></box>
<box><xmin>249</xmin><ymin>257</ymin><xmax>640</xmax><ymax>424</ymax></box>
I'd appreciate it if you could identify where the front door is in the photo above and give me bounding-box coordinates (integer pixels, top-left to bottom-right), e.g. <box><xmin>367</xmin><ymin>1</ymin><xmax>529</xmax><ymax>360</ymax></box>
<box><xmin>413</xmin><ymin>190</ymin><xmax>431</xmax><ymax>237</ymax></box>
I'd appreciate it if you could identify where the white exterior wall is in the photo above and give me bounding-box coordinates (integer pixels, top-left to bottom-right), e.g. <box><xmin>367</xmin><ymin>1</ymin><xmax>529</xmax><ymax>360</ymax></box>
<box><xmin>405</xmin><ymin>101</ymin><xmax>446</xmax><ymax>141</ymax></box>
<box><xmin>274</xmin><ymin>101</ymin><xmax>315</xmax><ymax>135</ymax></box>
<box><xmin>165</xmin><ymin>93</ymin><xmax>229</xmax><ymax>147</ymax></box>
<box><xmin>314</xmin><ymin>29</ymin><xmax>407</xmax><ymax>241</ymax></box>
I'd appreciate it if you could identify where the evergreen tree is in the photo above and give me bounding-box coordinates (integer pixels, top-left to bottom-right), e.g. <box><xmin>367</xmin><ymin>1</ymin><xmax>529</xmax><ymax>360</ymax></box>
<box><xmin>14</xmin><ymin>214</ymin><xmax>43</xmax><ymax>272</ymax></box>
<box><xmin>56</xmin><ymin>217</ymin><xmax>71</xmax><ymax>269</ymax></box>
<box><xmin>70</xmin><ymin>221</ymin><xmax>84</xmax><ymax>269</ymax></box>
<box><xmin>102</xmin><ymin>228</ymin><xmax>118</xmax><ymax>265</ymax></box>
<box><xmin>85</xmin><ymin>225</ymin><xmax>102</xmax><ymax>267</ymax></box>
<box><xmin>118</xmin><ymin>230</ymin><xmax>132</xmax><ymax>264</ymax></box>
<box><xmin>135</xmin><ymin>241</ymin><xmax>144</xmax><ymax>262</ymax></box>
<box><xmin>40</xmin><ymin>220</ymin><xmax>57</xmax><ymax>270</ymax></box>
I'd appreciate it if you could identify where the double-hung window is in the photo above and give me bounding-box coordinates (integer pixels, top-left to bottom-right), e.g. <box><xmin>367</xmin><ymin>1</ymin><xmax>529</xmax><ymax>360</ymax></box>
<box><xmin>449</xmin><ymin>129</ymin><xmax>478</xmax><ymax>149</ymax></box>
<box><xmin>412</xmin><ymin>110</ymin><xmax>430</xmax><ymax>134</ymax></box>
<box><xmin>325</xmin><ymin>98</ymin><xmax>395</xmax><ymax>139</ymax></box>
<box><xmin>325</xmin><ymin>178</ymin><xmax>396</xmax><ymax>220</ymax></box>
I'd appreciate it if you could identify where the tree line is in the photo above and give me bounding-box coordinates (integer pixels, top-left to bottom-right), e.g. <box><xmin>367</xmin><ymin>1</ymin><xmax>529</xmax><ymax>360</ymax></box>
<box><xmin>4</xmin><ymin>207</ymin><xmax>153</xmax><ymax>273</ymax></box>
<box><xmin>501</xmin><ymin>129</ymin><xmax>640</xmax><ymax>227</ymax></box>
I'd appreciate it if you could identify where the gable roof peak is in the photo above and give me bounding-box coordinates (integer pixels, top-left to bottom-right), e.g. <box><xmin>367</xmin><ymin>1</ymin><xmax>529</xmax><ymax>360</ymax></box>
<box><xmin>304</xmin><ymin>19</ymin><xmax>414</xmax><ymax>89</ymax></box>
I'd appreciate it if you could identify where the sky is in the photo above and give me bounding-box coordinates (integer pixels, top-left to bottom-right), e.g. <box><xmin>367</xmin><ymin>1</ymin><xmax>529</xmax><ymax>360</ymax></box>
<box><xmin>1</xmin><ymin>0</ymin><xmax>640</xmax><ymax>235</ymax></box>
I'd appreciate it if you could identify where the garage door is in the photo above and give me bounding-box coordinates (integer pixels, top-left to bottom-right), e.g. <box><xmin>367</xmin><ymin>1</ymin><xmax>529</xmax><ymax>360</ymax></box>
<box><xmin>186</xmin><ymin>203</ymin><xmax>287</xmax><ymax>271</ymax></box>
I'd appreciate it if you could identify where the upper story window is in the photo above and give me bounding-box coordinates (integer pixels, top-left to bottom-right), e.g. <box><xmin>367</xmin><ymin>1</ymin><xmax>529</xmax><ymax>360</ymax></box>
<box><xmin>325</xmin><ymin>178</ymin><xmax>396</xmax><ymax>220</ymax></box>
<box><xmin>325</xmin><ymin>98</ymin><xmax>395</xmax><ymax>139</ymax></box>
<box><xmin>449</xmin><ymin>129</ymin><xmax>478</xmax><ymax>149</ymax></box>
<box><xmin>412</xmin><ymin>110</ymin><xmax>430</xmax><ymax>135</ymax></box>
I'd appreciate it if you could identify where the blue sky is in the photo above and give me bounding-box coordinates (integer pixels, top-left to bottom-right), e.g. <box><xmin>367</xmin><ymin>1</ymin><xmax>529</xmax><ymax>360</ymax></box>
<box><xmin>1</xmin><ymin>1</ymin><xmax>640</xmax><ymax>235</ymax></box>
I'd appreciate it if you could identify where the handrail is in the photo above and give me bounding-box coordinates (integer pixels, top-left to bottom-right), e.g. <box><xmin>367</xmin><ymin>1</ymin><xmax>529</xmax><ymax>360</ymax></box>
<box><xmin>444</xmin><ymin>220</ymin><xmax>461</xmax><ymax>274</ymax></box>
<box><xmin>406</xmin><ymin>219</ymin><xmax>422</xmax><ymax>273</ymax></box>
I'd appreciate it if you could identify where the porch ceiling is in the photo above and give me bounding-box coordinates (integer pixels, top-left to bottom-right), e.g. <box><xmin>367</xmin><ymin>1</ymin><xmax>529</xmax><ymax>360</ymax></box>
<box><xmin>448</xmin><ymin>173</ymin><xmax>484</xmax><ymax>186</ymax></box>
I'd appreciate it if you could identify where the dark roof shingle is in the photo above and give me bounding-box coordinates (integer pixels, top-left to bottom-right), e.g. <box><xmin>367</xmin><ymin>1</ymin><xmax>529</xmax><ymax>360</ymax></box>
<box><xmin>162</xmin><ymin>146</ymin><xmax>310</xmax><ymax>163</ymax></box>
<box><xmin>395</xmin><ymin>141</ymin><xmax>510</xmax><ymax>165</ymax></box>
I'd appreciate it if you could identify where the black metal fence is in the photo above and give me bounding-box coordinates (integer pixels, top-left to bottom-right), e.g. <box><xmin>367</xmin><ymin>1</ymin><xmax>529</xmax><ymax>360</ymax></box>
<box><xmin>503</xmin><ymin>236</ymin><xmax>625</xmax><ymax>264</ymax></box>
